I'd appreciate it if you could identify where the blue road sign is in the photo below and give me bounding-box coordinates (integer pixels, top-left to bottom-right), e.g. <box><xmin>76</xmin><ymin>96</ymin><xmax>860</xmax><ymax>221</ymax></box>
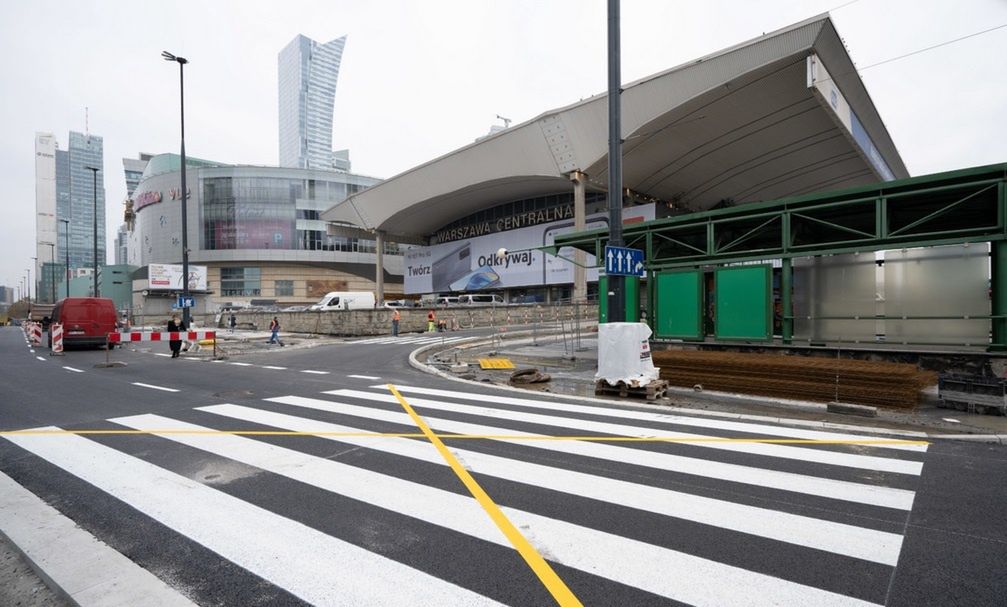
<box><xmin>177</xmin><ymin>295</ymin><xmax>195</xmax><ymax>309</ymax></box>
<box><xmin>604</xmin><ymin>246</ymin><xmax>645</xmax><ymax>277</ymax></box>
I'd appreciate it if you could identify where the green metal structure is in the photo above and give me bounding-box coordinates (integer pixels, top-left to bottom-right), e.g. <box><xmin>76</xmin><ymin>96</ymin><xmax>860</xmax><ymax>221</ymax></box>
<box><xmin>555</xmin><ymin>163</ymin><xmax>1007</xmax><ymax>348</ymax></box>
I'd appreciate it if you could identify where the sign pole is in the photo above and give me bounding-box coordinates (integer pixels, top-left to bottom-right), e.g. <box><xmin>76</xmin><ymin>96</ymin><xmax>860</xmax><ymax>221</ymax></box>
<box><xmin>606</xmin><ymin>0</ymin><xmax>625</xmax><ymax>323</ymax></box>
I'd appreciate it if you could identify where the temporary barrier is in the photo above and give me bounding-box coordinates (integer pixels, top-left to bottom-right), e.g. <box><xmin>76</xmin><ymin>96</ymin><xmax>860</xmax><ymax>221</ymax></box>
<box><xmin>104</xmin><ymin>330</ymin><xmax>218</xmax><ymax>364</ymax></box>
<box><xmin>30</xmin><ymin>323</ymin><xmax>42</xmax><ymax>346</ymax></box>
<box><xmin>50</xmin><ymin>323</ymin><xmax>64</xmax><ymax>355</ymax></box>
<box><xmin>106</xmin><ymin>330</ymin><xmax>216</xmax><ymax>343</ymax></box>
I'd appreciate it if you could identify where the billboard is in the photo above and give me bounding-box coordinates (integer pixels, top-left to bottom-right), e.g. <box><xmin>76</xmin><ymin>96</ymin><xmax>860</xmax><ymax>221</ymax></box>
<box><xmin>148</xmin><ymin>263</ymin><xmax>208</xmax><ymax>291</ymax></box>
<box><xmin>405</xmin><ymin>204</ymin><xmax>654</xmax><ymax>294</ymax></box>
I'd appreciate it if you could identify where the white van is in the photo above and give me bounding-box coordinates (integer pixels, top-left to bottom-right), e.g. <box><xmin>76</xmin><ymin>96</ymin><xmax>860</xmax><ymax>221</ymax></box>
<box><xmin>309</xmin><ymin>292</ymin><xmax>376</xmax><ymax>311</ymax></box>
<box><xmin>457</xmin><ymin>294</ymin><xmax>504</xmax><ymax>306</ymax></box>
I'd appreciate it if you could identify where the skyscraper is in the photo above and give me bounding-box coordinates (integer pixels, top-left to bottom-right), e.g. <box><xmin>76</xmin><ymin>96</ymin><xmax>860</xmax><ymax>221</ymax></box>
<box><xmin>278</xmin><ymin>34</ymin><xmax>347</xmax><ymax>170</ymax></box>
<box><xmin>34</xmin><ymin>130</ymin><xmax>105</xmax><ymax>300</ymax></box>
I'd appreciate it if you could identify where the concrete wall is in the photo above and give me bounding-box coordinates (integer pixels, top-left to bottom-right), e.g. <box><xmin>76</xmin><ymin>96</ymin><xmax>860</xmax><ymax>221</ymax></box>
<box><xmin>229</xmin><ymin>303</ymin><xmax>599</xmax><ymax>337</ymax></box>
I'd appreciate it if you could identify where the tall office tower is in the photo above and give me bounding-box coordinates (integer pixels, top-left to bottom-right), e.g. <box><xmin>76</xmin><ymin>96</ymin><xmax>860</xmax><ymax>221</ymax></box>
<box><xmin>65</xmin><ymin>131</ymin><xmax>105</xmax><ymax>272</ymax></box>
<box><xmin>36</xmin><ymin>131</ymin><xmax>105</xmax><ymax>299</ymax></box>
<box><xmin>122</xmin><ymin>153</ymin><xmax>152</xmax><ymax>198</ymax></box>
<box><xmin>114</xmin><ymin>224</ymin><xmax>129</xmax><ymax>265</ymax></box>
<box><xmin>278</xmin><ymin>34</ymin><xmax>347</xmax><ymax>169</ymax></box>
<box><xmin>35</xmin><ymin>133</ymin><xmax>59</xmax><ymax>296</ymax></box>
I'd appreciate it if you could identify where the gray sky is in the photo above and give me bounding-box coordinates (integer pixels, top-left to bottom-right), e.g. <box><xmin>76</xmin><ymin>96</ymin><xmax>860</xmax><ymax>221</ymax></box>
<box><xmin>2</xmin><ymin>0</ymin><xmax>1005</xmax><ymax>292</ymax></box>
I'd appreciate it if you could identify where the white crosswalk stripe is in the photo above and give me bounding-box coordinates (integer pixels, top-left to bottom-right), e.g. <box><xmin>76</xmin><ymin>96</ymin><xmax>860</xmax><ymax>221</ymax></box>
<box><xmin>325</xmin><ymin>389</ymin><xmax>923</xmax><ymax>476</ymax></box>
<box><xmin>2</xmin><ymin>382</ymin><xmax>925</xmax><ymax>606</ymax></box>
<box><xmin>351</xmin><ymin>335</ymin><xmax>471</xmax><ymax>346</ymax></box>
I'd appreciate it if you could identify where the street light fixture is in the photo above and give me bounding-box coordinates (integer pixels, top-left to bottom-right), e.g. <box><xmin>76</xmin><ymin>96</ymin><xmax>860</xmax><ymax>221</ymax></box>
<box><xmin>59</xmin><ymin>219</ymin><xmax>70</xmax><ymax>299</ymax></box>
<box><xmin>25</xmin><ymin>268</ymin><xmax>31</xmax><ymax>304</ymax></box>
<box><xmin>86</xmin><ymin>166</ymin><xmax>100</xmax><ymax>297</ymax></box>
<box><xmin>163</xmin><ymin>50</ymin><xmax>191</xmax><ymax>327</ymax></box>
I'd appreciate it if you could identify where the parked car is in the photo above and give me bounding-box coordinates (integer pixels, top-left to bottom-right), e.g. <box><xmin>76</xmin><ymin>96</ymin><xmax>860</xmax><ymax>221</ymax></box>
<box><xmin>49</xmin><ymin>297</ymin><xmax>118</xmax><ymax>349</ymax></box>
<box><xmin>457</xmin><ymin>294</ymin><xmax>504</xmax><ymax>306</ymax></box>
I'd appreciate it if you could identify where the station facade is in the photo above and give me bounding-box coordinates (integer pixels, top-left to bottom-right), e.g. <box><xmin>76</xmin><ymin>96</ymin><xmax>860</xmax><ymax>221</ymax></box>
<box><xmin>322</xmin><ymin>14</ymin><xmax>913</xmax><ymax>315</ymax></box>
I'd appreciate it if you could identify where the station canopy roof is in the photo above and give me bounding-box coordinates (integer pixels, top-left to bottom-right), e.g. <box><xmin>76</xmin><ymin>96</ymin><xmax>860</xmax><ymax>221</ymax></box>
<box><xmin>322</xmin><ymin>14</ymin><xmax>908</xmax><ymax>242</ymax></box>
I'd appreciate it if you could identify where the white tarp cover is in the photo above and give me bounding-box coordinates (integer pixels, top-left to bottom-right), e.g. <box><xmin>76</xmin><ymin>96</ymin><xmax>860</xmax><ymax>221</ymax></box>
<box><xmin>595</xmin><ymin>322</ymin><xmax>660</xmax><ymax>386</ymax></box>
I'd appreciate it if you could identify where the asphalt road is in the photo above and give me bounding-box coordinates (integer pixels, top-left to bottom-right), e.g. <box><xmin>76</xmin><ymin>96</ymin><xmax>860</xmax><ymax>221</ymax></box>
<box><xmin>1</xmin><ymin>325</ymin><xmax>1005</xmax><ymax>606</ymax></box>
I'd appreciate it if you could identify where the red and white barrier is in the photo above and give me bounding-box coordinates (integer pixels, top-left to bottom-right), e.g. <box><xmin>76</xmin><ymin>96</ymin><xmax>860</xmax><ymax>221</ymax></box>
<box><xmin>30</xmin><ymin>323</ymin><xmax>42</xmax><ymax>346</ymax></box>
<box><xmin>107</xmin><ymin>330</ymin><xmax>216</xmax><ymax>344</ymax></box>
<box><xmin>51</xmin><ymin>323</ymin><xmax>64</xmax><ymax>354</ymax></box>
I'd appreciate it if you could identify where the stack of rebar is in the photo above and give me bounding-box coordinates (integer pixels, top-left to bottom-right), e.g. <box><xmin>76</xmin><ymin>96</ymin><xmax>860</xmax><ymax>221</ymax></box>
<box><xmin>652</xmin><ymin>350</ymin><xmax>935</xmax><ymax>409</ymax></box>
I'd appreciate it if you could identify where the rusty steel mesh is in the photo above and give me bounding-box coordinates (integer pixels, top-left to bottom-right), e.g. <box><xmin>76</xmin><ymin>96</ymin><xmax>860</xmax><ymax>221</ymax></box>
<box><xmin>651</xmin><ymin>350</ymin><xmax>936</xmax><ymax>409</ymax></box>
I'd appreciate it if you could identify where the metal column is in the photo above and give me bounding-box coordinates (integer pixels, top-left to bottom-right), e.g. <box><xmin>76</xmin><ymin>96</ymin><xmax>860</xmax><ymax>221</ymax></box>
<box><xmin>992</xmin><ymin>240</ymin><xmax>1007</xmax><ymax>349</ymax></box>
<box><xmin>781</xmin><ymin>257</ymin><xmax>793</xmax><ymax>344</ymax></box>
<box><xmin>570</xmin><ymin>171</ymin><xmax>587</xmax><ymax>302</ymax></box>
<box><xmin>375</xmin><ymin>230</ymin><xmax>385</xmax><ymax>304</ymax></box>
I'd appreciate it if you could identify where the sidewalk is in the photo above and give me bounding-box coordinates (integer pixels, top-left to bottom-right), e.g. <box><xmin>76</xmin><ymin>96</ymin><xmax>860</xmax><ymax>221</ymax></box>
<box><xmin>417</xmin><ymin>332</ymin><xmax>1007</xmax><ymax>439</ymax></box>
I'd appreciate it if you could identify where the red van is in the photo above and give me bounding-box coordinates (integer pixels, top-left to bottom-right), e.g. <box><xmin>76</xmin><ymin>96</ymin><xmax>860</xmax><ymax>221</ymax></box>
<box><xmin>50</xmin><ymin>297</ymin><xmax>118</xmax><ymax>349</ymax></box>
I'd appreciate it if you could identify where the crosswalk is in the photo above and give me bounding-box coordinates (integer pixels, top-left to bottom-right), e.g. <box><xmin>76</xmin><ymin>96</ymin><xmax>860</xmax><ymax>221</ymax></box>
<box><xmin>351</xmin><ymin>334</ymin><xmax>474</xmax><ymax>346</ymax></box>
<box><xmin>2</xmin><ymin>382</ymin><xmax>927</xmax><ymax>606</ymax></box>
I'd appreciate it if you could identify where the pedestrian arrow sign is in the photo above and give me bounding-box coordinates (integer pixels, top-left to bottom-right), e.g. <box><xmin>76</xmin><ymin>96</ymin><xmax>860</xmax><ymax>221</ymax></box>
<box><xmin>604</xmin><ymin>246</ymin><xmax>645</xmax><ymax>277</ymax></box>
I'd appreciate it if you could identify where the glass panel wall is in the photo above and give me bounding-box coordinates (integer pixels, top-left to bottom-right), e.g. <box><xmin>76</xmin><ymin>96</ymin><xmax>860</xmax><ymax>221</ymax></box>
<box><xmin>792</xmin><ymin>253</ymin><xmax>877</xmax><ymax>342</ymax></box>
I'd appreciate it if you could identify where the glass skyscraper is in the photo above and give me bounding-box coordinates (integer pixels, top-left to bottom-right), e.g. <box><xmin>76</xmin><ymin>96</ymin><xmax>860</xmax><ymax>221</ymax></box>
<box><xmin>66</xmin><ymin>131</ymin><xmax>106</xmax><ymax>271</ymax></box>
<box><xmin>278</xmin><ymin>34</ymin><xmax>347</xmax><ymax>170</ymax></box>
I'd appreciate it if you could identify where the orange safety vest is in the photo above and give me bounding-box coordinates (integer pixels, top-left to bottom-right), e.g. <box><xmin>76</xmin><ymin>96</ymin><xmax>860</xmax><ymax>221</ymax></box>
<box><xmin>392</xmin><ymin>310</ymin><xmax>401</xmax><ymax>321</ymax></box>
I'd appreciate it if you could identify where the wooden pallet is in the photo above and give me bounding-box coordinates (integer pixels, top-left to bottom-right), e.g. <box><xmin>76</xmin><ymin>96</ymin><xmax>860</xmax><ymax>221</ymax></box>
<box><xmin>595</xmin><ymin>379</ymin><xmax>669</xmax><ymax>401</ymax></box>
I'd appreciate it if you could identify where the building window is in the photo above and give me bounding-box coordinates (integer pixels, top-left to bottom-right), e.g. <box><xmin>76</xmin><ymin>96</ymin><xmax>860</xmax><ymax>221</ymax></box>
<box><xmin>275</xmin><ymin>280</ymin><xmax>294</xmax><ymax>297</ymax></box>
<box><xmin>220</xmin><ymin>267</ymin><xmax>261</xmax><ymax>296</ymax></box>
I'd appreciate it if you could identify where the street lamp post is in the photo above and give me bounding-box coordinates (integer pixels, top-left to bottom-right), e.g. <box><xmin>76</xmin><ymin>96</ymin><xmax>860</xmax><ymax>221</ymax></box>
<box><xmin>25</xmin><ymin>268</ymin><xmax>31</xmax><ymax>304</ymax></box>
<box><xmin>60</xmin><ymin>219</ymin><xmax>70</xmax><ymax>298</ymax></box>
<box><xmin>163</xmin><ymin>50</ymin><xmax>191</xmax><ymax>327</ymax></box>
<box><xmin>606</xmin><ymin>0</ymin><xmax>625</xmax><ymax>323</ymax></box>
<box><xmin>47</xmin><ymin>244</ymin><xmax>55</xmax><ymax>302</ymax></box>
<box><xmin>86</xmin><ymin>166</ymin><xmax>100</xmax><ymax>297</ymax></box>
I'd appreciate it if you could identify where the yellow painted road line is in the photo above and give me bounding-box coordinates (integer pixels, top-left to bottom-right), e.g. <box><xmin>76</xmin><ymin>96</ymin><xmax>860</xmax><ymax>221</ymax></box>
<box><xmin>0</xmin><ymin>429</ymin><xmax>928</xmax><ymax>446</ymax></box>
<box><xmin>387</xmin><ymin>383</ymin><xmax>583</xmax><ymax>607</ymax></box>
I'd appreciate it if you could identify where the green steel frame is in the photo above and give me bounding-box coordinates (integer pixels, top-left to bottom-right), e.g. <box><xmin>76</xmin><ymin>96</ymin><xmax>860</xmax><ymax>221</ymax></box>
<box><xmin>554</xmin><ymin>163</ymin><xmax>1007</xmax><ymax>348</ymax></box>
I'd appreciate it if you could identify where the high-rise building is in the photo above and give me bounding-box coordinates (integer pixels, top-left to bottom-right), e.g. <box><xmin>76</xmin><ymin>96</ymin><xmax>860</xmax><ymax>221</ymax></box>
<box><xmin>34</xmin><ymin>133</ymin><xmax>59</xmax><ymax>295</ymax></box>
<box><xmin>123</xmin><ymin>153</ymin><xmax>152</xmax><ymax>198</ymax></box>
<box><xmin>34</xmin><ymin>130</ymin><xmax>105</xmax><ymax>302</ymax></box>
<box><xmin>278</xmin><ymin>34</ymin><xmax>347</xmax><ymax>170</ymax></box>
<box><xmin>114</xmin><ymin>224</ymin><xmax>129</xmax><ymax>265</ymax></box>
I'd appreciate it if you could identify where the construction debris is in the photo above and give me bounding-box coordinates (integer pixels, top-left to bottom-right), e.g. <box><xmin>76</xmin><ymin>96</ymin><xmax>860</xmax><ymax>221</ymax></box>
<box><xmin>651</xmin><ymin>350</ymin><xmax>935</xmax><ymax>409</ymax></box>
<box><xmin>510</xmin><ymin>368</ymin><xmax>552</xmax><ymax>384</ymax></box>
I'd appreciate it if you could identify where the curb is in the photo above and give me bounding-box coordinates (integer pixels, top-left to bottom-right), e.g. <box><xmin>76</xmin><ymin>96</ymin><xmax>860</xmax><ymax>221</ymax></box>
<box><xmin>407</xmin><ymin>336</ymin><xmax>1007</xmax><ymax>442</ymax></box>
<box><xmin>0</xmin><ymin>471</ymin><xmax>195</xmax><ymax>607</ymax></box>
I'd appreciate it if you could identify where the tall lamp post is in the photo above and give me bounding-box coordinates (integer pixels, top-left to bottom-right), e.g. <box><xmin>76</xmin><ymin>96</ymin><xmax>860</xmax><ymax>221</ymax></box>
<box><xmin>86</xmin><ymin>166</ymin><xmax>100</xmax><ymax>297</ymax></box>
<box><xmin>47</xmin><ymin>244</ymin><xmax>55</xmax><ymax>302</ymax></box>
<box><xmin>60</xmin><ymin>219</ymin><xmax>70</xmax><ymax>298</ymax></box>
<box><xmin>606</xmin><ymin>0</ymin><xmax>625</xmax><ymax>323</ymax></box>
<box><xmin>162</xmin><ymin>50</ymin><xmax>191</xmax><ymax>327</ymax></box>
<box><xmin>25</xmin><ymin>268</ymin><xmax>31</xmax><ymax>304</ymax></box>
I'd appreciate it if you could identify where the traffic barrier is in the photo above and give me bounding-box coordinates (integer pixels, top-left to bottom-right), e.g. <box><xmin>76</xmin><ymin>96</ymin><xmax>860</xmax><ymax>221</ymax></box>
<box><xmin>104</xmin><ymin>330</ymin><xmax>218</xmax><ymax>365</ymax></box>
<box><xmin>51</xmin><ymin>323</ymin><xmax>63</xmax><ymax>355</ymax></box>
<box><xmin>106</xmin><ymin>330</ymin><xmax>216</xmax><ymax>343</ymax></box>
<box><xmin>30</xmin><ymin>323</ymin><xmax>42</xmax><ymax>346</ymax></box>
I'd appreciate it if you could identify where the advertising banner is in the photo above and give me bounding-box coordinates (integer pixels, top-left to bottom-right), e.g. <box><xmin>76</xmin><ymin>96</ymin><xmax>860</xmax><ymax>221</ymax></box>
<box><xmin>148</xmin><ymin>263</ymin><xmax>208</xmax><ymax>291</ymax></box>
<box><xmin>405</xmin><ymin>204</ymin><xmax>654</xmax><ymax>294</ymax></box>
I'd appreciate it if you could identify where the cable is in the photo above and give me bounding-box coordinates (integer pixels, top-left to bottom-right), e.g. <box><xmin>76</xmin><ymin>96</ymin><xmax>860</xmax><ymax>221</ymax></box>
<box><xmin>857</xmin><ymin>23</ymin><xmax>1006</xmax><ymax>72</ymax></box>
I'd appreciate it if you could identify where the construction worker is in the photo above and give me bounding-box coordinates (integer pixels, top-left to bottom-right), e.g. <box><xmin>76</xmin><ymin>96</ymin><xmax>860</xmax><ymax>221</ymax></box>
<box><xmin>427</xmin><ymin>309</ymin><xmax>436</xmax><ymax>332</ymax></box>
<box><xmin>392</xmin><ymin>308</ymin><xmax>401</xmax><ymax>336</ymax></box>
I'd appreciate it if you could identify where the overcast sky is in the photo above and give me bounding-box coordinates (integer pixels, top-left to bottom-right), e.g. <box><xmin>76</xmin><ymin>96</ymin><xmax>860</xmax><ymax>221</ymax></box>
<box><xmin>2</xmin><ymin>0</ymin><xmax>1005</xmax><ymax>292</ymax></box>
